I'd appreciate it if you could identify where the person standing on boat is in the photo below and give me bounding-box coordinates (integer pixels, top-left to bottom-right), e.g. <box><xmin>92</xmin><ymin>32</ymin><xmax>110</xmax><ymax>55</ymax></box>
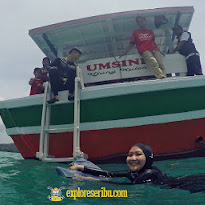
<box><xmin>29</xmin><ymin>68</ymin><xmax>44</xmax><ymax>95</ymax></box>
<box><xmin>41</xmin><ymin>57</ymin><xmax>51</xmax><ymax>82</ymax></box>
<box><xmin>119</xmin><ymin>16</ymin><xmax>166</xmax><ymax>79</ymax></box>
<box><xmin>171</xmin><ymin>25</ymin><xmax>203</xmax><ymax>76</ymax></box>
<box><xmin>47</xmin><ymin>47</ymin><xmax>82</xmax><ymax>104</ymax></box>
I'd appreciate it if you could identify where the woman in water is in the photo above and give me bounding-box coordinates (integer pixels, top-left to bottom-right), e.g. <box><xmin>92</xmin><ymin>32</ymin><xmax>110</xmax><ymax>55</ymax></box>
<box><xmin>69</xmin><ymin>143</ymin><xmax>166</xmax><ymax>184</ymax></box>
<box><xmin>58</xmin><ymin>143</ymin><xmax>205</xmax><ymax>193</ymax></box>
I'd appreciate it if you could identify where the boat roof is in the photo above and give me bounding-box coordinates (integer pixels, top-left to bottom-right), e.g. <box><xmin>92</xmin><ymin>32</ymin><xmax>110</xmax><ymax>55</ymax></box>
<box><xmin>29</xmin><ymin>6</ymin><xmax>194</xmax><ymax>63</ymax></box>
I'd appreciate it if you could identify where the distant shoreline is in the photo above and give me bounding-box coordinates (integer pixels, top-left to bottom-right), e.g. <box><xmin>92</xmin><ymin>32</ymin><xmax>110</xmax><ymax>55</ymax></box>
<box><xmin>0</xmin><ymin>143</ymin><xmax>19</xmax><ymax>153</ymax></box>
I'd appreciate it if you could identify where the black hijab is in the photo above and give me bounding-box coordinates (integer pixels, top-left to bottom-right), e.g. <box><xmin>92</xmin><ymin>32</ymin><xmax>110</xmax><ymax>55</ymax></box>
<box><xmin>132</xmin><ymin>143</ymin><xmax>154</xmax><ymax>169</ymax></box>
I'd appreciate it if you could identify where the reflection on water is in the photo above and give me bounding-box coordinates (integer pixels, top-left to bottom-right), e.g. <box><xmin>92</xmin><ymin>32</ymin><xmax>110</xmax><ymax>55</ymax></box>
<box><xmin>0</xmin><ymin>152</ymin><xmax>205</xmax><ymax>205</ymax></box>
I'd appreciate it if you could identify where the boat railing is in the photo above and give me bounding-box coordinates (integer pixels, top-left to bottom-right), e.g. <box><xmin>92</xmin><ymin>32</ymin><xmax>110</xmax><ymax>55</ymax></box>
<box><xmin>36</xmin><ymin>66</ymin><xmax>87</xmax><ymax>162</ymax></box>
<box><xmin>80</xmin><ymin>53</ymin><xmax>188</xmax><ymax>87</ymax></box>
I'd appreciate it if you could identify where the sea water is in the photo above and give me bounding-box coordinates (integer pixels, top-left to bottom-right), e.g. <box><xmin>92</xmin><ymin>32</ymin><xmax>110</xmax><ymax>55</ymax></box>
<box><xmin>0</xmin><ymin>151</ymin><xmax>205</xmax><ymax>205</ymax></box>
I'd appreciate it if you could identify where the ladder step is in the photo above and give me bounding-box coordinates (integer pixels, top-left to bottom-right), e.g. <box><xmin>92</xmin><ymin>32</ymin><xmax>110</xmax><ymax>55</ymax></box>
<box><xmin>47</xmin><ymin>100</ymin><xmax>73</xmax><ymax>106</ymax></box>
<box><xmin>42</xmin><ymin>157</ymin><xmax>75</xmax><ymax>162</ymax></box>
<box><xmin>44</xmin><ymin>127</ymin><xmax>74</xmax><ymax>133</ymax></box>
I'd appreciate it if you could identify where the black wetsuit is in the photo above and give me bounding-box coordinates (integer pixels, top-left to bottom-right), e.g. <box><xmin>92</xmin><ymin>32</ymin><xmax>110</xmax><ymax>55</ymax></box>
<box><xmin>83</xmin><ymin>166</ymin><xmax>165</xmax><ymax>184</ymax></box>
<box><xmin>162</xmin><ymin>174</ymin><xmax>205</xmax><ymax>193</ymax></box>
<box><xmin>83</xmin><ymin>166</ymin><xmax>205</xmax><ymax>193</ymax></box>
<box><xmin>49</xmin><ymin>57</ymin><xmax>76</xmax><ymax>96</ymax></box>
<box><xmin>56</xmin><ymin>163</ymin><xmax>205</xmax><ymax>193</ymax></box>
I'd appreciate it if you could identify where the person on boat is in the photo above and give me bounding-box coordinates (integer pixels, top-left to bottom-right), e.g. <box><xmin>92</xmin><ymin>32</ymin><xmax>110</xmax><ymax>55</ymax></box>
<box><xmin>29</xmin><ymin>67</ymin><xmax>44</xmax><ymax>95</ymax></box>
<box><xmin>171</xmin><ymin>25</ymin><xmax>203</xmax><ymax>76</ymax></box>
<box><xmin>119</xmin><ymin>16</ymin><xmax>166</xmax><ymax>79</ymax></box>
<box><xmin>69</xmin><ymin>143</ymin><xmax>165</xmax><ymax>184</ymax></box>
<box><xmin>41</xmin><ymin>57</ymin><xmax>51</xmax><ymax>82</ymax></box>
<box><xmin>47</xmin><ymin>47</ymin><xmax>82</xmax><ymax>104</ymax></box>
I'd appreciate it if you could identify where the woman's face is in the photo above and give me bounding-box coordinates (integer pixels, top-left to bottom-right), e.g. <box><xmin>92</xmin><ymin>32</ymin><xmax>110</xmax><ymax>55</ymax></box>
<box><xmin>126</xmin><ymin>146</ymin><xmax>146</xmax><ymax>172</ymax></box>
<box><xmin>43</xmin><ymin>59</ymin><xmax>50</xmax><ymax>67</ymax></box>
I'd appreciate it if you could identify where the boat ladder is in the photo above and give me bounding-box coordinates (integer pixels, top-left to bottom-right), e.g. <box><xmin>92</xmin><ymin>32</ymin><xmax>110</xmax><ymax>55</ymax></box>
<box><xmin>36</xmin><ymin>66</ymin><xmax>87</xmax><ymax>162</ymax></box>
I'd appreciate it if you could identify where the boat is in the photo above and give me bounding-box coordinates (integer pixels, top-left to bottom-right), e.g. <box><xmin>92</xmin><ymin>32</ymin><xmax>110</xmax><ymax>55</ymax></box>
<box><xmin>1</xmin><ymin>6</ymin><xmax>205</xmax><ymax>163</ymax></box>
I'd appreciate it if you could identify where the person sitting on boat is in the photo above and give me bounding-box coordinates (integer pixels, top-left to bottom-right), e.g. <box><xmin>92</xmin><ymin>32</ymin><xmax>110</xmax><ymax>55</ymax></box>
<box><xmin>171</xmin><ymin>25</ymin><xmax>203</xmax><ymax>76</ymax></box>
<box><xmin>47</xmin><ymin>47</ymin><xmax>82</xmax><ymax>104</ymax></box>
<box><xmin>41</xmin><ymin>57</ymin><xmax>51</xmax><ymax>82</ymax></box>
<box><xmin>68</xmin><ymin>143</ymin><xmax>165</xmax><ymax>184</ymax></box>
<box><xmin>29</xmin><ymin>67</ymin><xmax>44</xmax><ymax>95</ymax></box>
<box><xmin>119</xmin><ymin>16</ymin><xmax>166</xmax><ymax>79</ymax></box>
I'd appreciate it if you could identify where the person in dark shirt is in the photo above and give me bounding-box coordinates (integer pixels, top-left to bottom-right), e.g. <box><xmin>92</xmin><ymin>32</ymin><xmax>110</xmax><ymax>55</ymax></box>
<box><xmin>57</xmin><ymin>144</ymin><xmax>205</xmax><ymax>193</ymax></box>
<box><xmin>69</xmin><ymin>143</ymin><xmax>165</xmax><ymax>184</ymax></box>
<box><xmin>41</xmin><ymin>57</ymin><xmax>51</xmax><ymax>82</ymax></box>
<box><xmin>171</xmin><ymin>25</ymin><xmax>203</xmax><ymax>76</ymax></box>
<box><xmin>47</xmin><ymin>47</ymin><xmax>82</xmax><ymax>104</ymax></box>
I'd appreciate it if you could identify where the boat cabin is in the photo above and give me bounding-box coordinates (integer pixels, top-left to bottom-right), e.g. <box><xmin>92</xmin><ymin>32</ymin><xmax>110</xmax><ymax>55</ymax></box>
<box><xmin>29</xmin><ymin>6</ymin><xmax>194</xmax><ymax>85</ymax></box>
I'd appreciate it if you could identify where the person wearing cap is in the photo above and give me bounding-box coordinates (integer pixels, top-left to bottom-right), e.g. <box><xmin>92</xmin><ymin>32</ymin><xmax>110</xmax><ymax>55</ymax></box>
<box><xmin>69</xmin><ymin>143</ymin><xmax>165</xmax><ymax>184</ymax></box>
<box><xmin>47</xmin><ymin>47</ymin><xmax>82</xmax><ymax>104</ymax></box>
<box><xmin>171</xmin><ymin>25</ymin><xmax>203</xmax><ymax>76</ymax></box>
<box><xmin>119</xmin><ymin>16</ymin><xmax>166</xmax><ymax>79</ymax></box>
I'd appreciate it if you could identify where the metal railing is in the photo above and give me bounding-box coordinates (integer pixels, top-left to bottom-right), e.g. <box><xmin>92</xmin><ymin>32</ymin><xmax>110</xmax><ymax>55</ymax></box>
<box><xmin>36</xmin><ymin>66</ymin><xmax>87</xmax><ymax>162</ymax></box>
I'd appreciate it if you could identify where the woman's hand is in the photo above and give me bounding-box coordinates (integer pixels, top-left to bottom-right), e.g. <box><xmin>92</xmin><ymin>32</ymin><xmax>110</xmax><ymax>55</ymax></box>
<box><xmin>69</xmin><ymin>164</ymin><xmax>84</xmax><ymax>171</ymax></box>
<box><xmin>74</xmin><ymin>174</ymin><xmax>100</xmax><ymax>181</ymax></box>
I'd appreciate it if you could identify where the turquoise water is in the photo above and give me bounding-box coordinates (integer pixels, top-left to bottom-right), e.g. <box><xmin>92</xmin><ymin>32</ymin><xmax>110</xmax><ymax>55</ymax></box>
<box><xmin>0</xmin><ymin>152</ymin><xmax>205</xmax><ymax>205</ymax></box>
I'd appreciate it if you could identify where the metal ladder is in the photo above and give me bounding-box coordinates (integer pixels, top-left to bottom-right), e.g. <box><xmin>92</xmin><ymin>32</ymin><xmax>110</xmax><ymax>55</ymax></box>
<box><xmin>36</xmin><ymin>66</ymin><xmax>87</xmax><ymax>162</ymax></box>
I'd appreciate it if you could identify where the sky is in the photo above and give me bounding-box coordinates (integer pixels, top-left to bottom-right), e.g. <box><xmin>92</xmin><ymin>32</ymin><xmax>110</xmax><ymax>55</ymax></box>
<box><xmin>0</xmin><ymin>0</ymin><xmax>204</xmax><ymax>143</ymax></box>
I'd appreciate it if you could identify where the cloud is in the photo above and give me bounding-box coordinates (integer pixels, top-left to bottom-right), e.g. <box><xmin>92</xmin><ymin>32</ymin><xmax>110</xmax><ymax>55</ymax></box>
<box><xmin>0</xmin><ymin>97</ymin><xmax>4</xmax><ymax>101</ymax></box>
